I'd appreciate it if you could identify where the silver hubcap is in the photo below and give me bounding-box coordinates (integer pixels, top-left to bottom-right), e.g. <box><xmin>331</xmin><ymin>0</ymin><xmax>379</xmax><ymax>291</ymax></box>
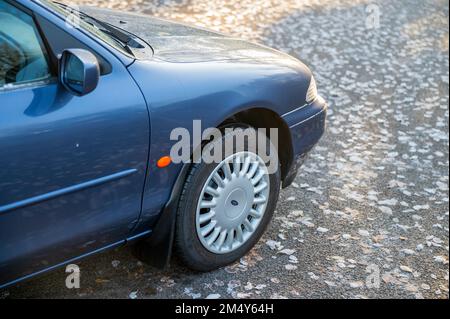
<box><xmin>196</xmin><ymin>152</ymin><xmax>270</xmax><ymax>254</ymax></box>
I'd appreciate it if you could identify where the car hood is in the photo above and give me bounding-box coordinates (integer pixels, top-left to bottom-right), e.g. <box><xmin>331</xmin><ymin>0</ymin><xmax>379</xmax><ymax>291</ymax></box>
<box><xmin>82</xmin><ymin>7</ymin><xmax>298</xmax><ymax>64</ymax></box>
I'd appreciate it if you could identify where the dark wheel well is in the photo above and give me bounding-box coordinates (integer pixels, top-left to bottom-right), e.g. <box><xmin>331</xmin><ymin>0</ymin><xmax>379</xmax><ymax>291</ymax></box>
<box><xmin>219</xmin><ymin>108</ymin><xmax>293</xmax><ymax>181</ymax></box>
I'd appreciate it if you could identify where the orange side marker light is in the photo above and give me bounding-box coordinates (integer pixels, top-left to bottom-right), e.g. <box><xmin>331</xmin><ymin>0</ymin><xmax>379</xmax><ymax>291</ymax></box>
<box><xmin>157</xmin><ymin>156</ymin><xmax>172</xmax><ymax>168</ymax></box>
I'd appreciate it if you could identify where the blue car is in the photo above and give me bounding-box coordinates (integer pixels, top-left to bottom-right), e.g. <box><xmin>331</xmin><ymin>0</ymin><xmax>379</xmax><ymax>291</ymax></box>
<box><xmin>0</xmin><ymin>0</ymin><xmax>327</xmax><ymax>289</ymax></box>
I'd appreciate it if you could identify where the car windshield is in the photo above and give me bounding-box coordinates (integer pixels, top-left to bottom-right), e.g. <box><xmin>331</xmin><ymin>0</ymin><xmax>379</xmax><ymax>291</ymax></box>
<box><xmin>37</xmin><ymin>0</ymin><xmax>134</xmax><ymax>57</ymax></box>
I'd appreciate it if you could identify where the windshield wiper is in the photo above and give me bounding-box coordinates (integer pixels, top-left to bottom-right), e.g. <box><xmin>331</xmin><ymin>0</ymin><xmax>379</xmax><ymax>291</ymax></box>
<box><xmin>81</xmin><ymin>16</ymin><xmax>135</xmax><ymax>55</ymax></box>
<box><xmin>54</xmin><ymin>2</ymin><xmax>139</xmax><ymax>55</ymax></box>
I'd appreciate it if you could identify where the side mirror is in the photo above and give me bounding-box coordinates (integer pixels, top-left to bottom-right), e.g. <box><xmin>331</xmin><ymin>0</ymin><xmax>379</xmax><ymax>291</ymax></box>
<box><xmin>59</xmin><ymin>49</ymin><xmax>100</xmax><ymax>96</ymax></box>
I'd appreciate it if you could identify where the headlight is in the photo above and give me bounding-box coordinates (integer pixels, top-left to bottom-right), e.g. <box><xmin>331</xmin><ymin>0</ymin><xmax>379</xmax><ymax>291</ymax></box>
<box><xmin>305</xmin><ymin>75</ymin><xmax>317</xmax><ymax>104</ymax></box>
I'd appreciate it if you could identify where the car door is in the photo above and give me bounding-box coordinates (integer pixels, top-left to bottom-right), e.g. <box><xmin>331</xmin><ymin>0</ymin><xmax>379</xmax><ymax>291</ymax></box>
<box><xmin>0</xmin><ymin>0</ymin><xmax>149</xmax><ymax>286</ymax></box>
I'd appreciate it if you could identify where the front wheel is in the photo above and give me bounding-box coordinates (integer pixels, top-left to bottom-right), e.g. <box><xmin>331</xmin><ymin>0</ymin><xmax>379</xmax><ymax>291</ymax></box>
<box><xmin>175</xmin><ymin>126</ymin><xmax>281</xmax><ymax>271</ymax></box>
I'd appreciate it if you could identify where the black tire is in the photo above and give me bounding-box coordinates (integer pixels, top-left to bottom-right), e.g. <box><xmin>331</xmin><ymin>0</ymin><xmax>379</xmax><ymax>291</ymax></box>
<box><xmin>175</xmin><ymin>124</ymin><xmax>281</xmax><ymax>271</ymax></box>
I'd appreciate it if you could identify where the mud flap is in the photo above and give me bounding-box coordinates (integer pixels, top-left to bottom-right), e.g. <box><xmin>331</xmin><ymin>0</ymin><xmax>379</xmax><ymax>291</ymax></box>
<box><xmin>132</xmin><ymin>164</ymin><xmax>191</xmax><ymax>269</ymax></box>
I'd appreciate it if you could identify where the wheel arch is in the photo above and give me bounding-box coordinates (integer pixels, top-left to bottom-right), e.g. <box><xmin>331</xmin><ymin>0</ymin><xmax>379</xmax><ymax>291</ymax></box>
<box><xmin>218</xmin><ymin>107</ymin><xmax>294</xmax><ymax>182</ymax></box>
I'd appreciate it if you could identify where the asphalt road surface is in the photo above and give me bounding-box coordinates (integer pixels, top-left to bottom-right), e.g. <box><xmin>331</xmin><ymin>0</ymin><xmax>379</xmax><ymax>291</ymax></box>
<box><xmin>1</xmin><ymin>0</ymin><xmax>448</xmax><ymax>299</ymax></box>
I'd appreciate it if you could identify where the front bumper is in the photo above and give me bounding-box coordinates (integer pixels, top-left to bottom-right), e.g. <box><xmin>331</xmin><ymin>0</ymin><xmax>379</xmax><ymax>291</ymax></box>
<box><xmin>282</xmin><ymin>96</ymin><xmax>327</xmax><ymax>187</ymax></box>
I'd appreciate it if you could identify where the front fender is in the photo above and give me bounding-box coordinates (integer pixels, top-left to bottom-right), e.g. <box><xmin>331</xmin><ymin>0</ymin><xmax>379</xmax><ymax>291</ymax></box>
<box><xmin>128</xmin><ymin>57</ymin><xmax>310</xmax><ymax>235</ymax></box>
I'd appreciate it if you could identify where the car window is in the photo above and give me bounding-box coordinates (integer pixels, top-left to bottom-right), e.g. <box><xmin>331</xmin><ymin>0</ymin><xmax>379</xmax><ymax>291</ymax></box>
<box><xmin>0</xmin><ymin>0</ymin><xmax>52</xmax><ymax>89</ymax></box>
